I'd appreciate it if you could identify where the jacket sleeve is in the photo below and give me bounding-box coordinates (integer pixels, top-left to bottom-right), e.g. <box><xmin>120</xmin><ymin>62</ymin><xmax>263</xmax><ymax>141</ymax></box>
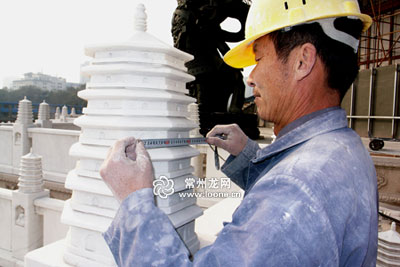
<box><xmin>104</xmin><ymin>174</ymin><xmax>339</xmax><ymax>267</ymax></box>
<box><xmin>220</xmin><ymin>138</ymin><xmax>260</xmax><ymax>190</ymax></box>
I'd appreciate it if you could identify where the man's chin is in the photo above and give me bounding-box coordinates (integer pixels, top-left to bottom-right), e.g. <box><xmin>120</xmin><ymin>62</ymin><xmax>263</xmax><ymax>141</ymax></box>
<box><xmin>256</xmin><ymin>111</ymin><xmax>269</xmax><ymax>122</ymax></box>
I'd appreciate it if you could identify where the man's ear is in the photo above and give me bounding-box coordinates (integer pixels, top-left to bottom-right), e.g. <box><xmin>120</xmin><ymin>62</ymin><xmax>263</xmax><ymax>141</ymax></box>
<box><xmin>294</xmin><ymin>43</ymin><xmax>317</xmax><ymax>81</ymax></box>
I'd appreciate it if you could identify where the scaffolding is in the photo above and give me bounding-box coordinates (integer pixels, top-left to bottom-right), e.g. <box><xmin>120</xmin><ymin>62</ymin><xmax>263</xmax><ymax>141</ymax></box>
<box><xmin>358</xmin><ymin>0</ymin><xmax>400</xmax><ymax>69</ymax></box>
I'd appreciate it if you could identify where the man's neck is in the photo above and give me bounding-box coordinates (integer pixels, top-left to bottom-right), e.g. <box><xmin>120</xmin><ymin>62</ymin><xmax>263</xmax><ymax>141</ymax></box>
<box><xmin>273</xmin><ymin>88</ymin><xmax>340</xmax><ymax>136</ymax></box>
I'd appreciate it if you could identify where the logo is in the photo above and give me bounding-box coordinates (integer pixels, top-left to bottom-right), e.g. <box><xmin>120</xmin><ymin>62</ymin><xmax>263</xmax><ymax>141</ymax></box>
<box><xmin>153</xmin><ymin>176</ymin><xmax>174</xmax><ymax>198</ymax></box>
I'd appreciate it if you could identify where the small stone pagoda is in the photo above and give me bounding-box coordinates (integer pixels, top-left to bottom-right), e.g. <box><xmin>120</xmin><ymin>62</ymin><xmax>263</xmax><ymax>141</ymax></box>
<box><xmin>377</xmin><ymin>222</ymin><xmax>400</xmax><ymax>266</ymax></box>
<box><xmin>60</xmin><ymin>3</ymin><xmax>202</xmax><ymax>266</ymax></box>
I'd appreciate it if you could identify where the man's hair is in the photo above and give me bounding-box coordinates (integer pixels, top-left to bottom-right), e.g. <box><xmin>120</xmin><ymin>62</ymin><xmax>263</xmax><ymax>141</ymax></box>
<box><xmin>268</xmin><ymin>17</ymin><xmax>364</xmax><ymax>100</ymax></box>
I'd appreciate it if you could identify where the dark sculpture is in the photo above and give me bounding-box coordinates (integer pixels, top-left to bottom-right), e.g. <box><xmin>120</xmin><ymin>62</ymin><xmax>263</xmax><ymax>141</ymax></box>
<box><xmin>172</xmin><ymin>0</ymin><xmax>260</xmax><ymax>139</ymax></box>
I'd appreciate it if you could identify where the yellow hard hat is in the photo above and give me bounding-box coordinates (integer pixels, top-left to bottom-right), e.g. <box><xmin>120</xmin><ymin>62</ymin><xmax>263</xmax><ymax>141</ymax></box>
<box><xmin>224</xmin><ymin>0</ymin><xmax>372</xmax><ymax>68</ymax></box>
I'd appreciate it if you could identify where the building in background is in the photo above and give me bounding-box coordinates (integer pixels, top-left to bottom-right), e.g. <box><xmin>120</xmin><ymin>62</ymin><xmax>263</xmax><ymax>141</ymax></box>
<box><xmin>358</xmin><ymin>0</ymin><xmax>400</xmax><ymax>69</ymax></box>
<box><xmin>2</xmin><ymin>76</ymin><xmax>22</xmax><ymax>89</ymax></box>
<box><xmin>11</xmin><ymin>72</ymin><xmax>81</xmax><ymax>91</ymax></box>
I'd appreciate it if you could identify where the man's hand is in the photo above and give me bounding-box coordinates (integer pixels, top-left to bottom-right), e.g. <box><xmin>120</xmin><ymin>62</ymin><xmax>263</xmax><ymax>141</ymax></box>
<box><xmin>206</xmin><ymin>124</ymin><xmax>248</xmax><ymax>156</ymax></box>
<box><xmin>100</xmin><ymin>137</ymin><xmax>154</xmax><ymax>203</ymax></box>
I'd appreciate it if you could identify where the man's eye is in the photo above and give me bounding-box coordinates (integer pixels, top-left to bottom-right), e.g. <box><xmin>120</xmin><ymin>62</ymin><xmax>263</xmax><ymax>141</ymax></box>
<box><xmin>255</xmin><ymin>57</ymin><xmax>261</xmax><ymax>62</ymax></box>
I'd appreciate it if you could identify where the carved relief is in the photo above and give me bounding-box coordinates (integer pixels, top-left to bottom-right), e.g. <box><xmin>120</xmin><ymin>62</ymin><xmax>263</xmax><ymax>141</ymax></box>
<box><xmin>379</xmin><ymin>194</ymin><xmax>400</xmax><ymax>205</ymax></box>
<box><xmin>14</xmin><ymin>132</ymin><xmax>21</xmax><ymax>145</ymax></box>
<box><xmin>15</xmin><ymin>205</ymin><xmax>25</xmax><ymax>227</ymax></box>
<box><xmin>377</xmin><ymin>174</ymin><xmax>387</xmax><ymax>189</ymax></box>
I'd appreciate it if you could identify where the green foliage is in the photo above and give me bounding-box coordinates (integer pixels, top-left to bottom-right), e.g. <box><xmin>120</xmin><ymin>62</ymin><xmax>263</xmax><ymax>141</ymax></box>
<box><xmin>0</xmin><ymin>85</ymin><xmax>86</xmax><ymax>107</ymax></box>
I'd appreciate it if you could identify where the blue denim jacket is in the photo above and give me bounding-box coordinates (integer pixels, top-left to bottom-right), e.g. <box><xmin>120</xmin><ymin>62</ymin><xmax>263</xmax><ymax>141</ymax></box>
<box><xmin>104</xmin><ymin>108</ymin><xmax>378</xmax><ymax>266</ymax></box>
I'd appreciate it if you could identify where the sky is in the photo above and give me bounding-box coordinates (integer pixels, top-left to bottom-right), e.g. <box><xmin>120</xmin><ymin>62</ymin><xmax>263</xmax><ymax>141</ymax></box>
<box><xmin>0</xmin><ymin>0</ymin><xmax>252</xmax><ymax>88</ymax></box>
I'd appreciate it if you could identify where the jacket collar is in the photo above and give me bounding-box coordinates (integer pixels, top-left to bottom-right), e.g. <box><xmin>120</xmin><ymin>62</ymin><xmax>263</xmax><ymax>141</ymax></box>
<box><xmin>252</xmin><ymin>107</ymin><xmax>348</xmax><ymax>163</ymax></box>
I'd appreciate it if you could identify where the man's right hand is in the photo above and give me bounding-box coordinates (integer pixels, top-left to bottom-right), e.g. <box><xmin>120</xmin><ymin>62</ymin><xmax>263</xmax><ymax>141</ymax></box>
<box><xmin>206</xmin><ymin>124</ymin><xmax>248</xmax><ymax>156</ymax></box>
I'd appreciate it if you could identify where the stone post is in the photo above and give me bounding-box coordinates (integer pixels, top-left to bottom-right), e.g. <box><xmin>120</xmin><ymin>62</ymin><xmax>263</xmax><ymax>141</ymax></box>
<box><xmin>36</xmin><ymin>100</ymin><xmax>52</xmax><ymax>128</ymax></box>
<box><xmin>60</xmin><ymin>105</ymin><xmax>68</xmax><ymax>122</ymax></box>
<box><xmin>12</xmin><ymin>97</ymin><xmax>34</xmax><ymax>175</ymax></box>
<box><xmin>70</xmin><ymin>107</ymin><xmax>77</xmax><ymax>117</ymax></box>
<box><xmin>54</xmin><ymin>107</ymin><xmax>61</xmax><ymax>120</ymax></box>
<box><xmin>11</xmin><ymin>151</ymin><xmax>49</xmax><ymax>260</ymax></box>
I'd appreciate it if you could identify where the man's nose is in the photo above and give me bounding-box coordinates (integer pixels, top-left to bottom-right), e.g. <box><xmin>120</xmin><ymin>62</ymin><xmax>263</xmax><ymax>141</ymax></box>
<box><xmin>247</xmin><ymin>75</ymin><xmax>255</xmax><ymax>88</ymax></box>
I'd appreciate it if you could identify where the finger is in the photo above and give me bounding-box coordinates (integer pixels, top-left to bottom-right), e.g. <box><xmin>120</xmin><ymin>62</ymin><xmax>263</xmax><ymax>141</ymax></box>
<box><xmin>135</xmin><ymin>140</ymin><xmax>151</xmax><ymax>160</ymax></box>
<box><xmin>126</xmin><ymin>143</ymin><xmax>137</xmax><ymax>161</ymax></box>
<box><xmin>207</xmin><ymin>136</ymin><xmax>227</xmax><ymax>149</ymax></box>
<box><xmin>112</xmin><ymin>137</ymin><xmax>137</xmax><ymax>158</ymax></box>
<box><xmin>206</xmin><ymin>125</ymin><xmax>232</xmax><ymax>138</ymax></box>
<box><xmin>135</xmin><ymin>141</ymin><xmax>153</xmax><ymax>170</ymax></box>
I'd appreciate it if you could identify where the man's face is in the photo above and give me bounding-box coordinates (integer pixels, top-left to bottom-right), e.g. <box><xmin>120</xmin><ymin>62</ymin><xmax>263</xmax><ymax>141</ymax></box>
<box><xmin>247</xmin><ymin>35</ymin><xmax>295</xmax><ymax>125</ymax></box>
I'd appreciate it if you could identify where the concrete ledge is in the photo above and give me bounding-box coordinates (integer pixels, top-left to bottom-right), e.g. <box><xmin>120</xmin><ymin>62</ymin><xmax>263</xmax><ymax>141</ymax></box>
<box><xmin>372</xmin><ymin>155</ymin><xmax>400</xmax><ymax>167</ymax></box>
<box><xmin>28</xmin><ymin>128</ymin><xmax>80</xmax><ymax>136</ymax></box>
<box><xmin>34</xmin><ymin>197</ymin><xmax>65</xmax><ymax>214</ymax></box>
<box><xmin>0</xmin><ymin>188</ymin><xmax>13</xmax><ymax>200</ymax></box>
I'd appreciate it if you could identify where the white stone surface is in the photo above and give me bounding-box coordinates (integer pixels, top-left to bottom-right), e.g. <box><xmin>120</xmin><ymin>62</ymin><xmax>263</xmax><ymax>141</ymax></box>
<box><xmin>25</xmin><ymin>240</ymin><xmax>70</xmax><ymax>267</ymax></box>
<box><xmin>34</xmin><ymin>197</ymin><xmax>68</xmax><ymax>246</ymax></box>
<box><xmin>195</xmin><ymin>195</ymin><xmax>243</xmax><ymax>247</ymax></box>
<box><xmin>0</xmin><ymin>188</ymin><xmax>13</xmax><ymax>252</ymax></box>
<box><xmin>0</xmin><ymin>126</ymin><xmax>13</xmax><ymax>173</ymax></box>
<box><xmin>28</xmin><ymin>128</ymin><xmax>79</xmax><ymax>184</ymax></box>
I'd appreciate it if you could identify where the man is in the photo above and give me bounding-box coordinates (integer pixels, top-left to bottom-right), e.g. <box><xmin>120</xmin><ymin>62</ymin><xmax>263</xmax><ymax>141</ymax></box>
<box><xmin>100</xmin><ymin>0</ymin><xmax>378</xmax><ymax>266</ymax></box>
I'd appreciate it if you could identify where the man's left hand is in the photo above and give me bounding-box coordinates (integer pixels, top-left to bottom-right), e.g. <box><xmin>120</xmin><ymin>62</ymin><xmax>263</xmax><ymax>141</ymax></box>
<box><xmin>100</xmin><ymin>137</ymin><xmax>154</xmax><ymax>203</ymax></box>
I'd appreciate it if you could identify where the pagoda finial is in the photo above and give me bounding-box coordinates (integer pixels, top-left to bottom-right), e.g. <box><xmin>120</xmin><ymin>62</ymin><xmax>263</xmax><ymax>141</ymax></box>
<box><xmin>134</xmin><ymin>3</ymin><xmax>147</xmax><ymax>32</ymax></box>
<box><xmin>391</xmin><ymin>221</ymin><xmax>397</xmax><ymax>232</ymax></box>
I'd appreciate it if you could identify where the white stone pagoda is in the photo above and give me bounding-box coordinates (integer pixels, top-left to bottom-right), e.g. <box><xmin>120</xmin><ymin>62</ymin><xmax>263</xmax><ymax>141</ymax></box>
<box><xmin>30</xmin><ymin>4</ymin><xmax>200</xmax><ymax>267</ymax></box>
<box><xmin>25</xmin><ymin>3</ymin><xmax>202</xmax><ymax>266</ymax></box>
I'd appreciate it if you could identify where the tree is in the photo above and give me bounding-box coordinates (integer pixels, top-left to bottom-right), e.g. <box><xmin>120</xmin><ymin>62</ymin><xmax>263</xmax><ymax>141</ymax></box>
<box><xmin>0</xmin><ymin>86</ymin><xmax>86</xmax><ymax>107</ymax></box>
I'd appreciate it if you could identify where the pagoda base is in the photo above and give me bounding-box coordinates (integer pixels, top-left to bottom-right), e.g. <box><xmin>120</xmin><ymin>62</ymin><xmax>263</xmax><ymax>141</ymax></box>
<box><xmin>0</xmin><ymin>248</ymin><xmax>24</xmax><ymax>267</ymax></box>
<box><xmin>25</xmin><ymin>239</ymin><xmax>70</xmax><ymax>267</ymax></box>
<box><xmin>25</xmin><ymin>236</ymin><xmax>201</xmax><ymax>267</ymax></box>
<box><xmin>25</xmin><ymin>238</ymin><xmax>116</xmax><ymax>267</ymax></box>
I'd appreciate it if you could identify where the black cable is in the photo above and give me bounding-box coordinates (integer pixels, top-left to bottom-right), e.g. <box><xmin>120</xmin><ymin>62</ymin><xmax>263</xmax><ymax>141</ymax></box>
<box><xmin>379</xmin><ymin>211</ymin><xmax>400</xmax><ymax>225</ymax></box>
<box><xmin>208</xmin><ymin>144</ymin><xmax>227</xmax><ymax>162</ymax></box>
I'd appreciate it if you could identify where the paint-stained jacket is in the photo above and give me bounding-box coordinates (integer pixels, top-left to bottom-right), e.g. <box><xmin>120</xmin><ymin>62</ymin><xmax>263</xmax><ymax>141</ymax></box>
<box><xmin>104</xmin><ymin>107</ymin><xmax>378</xmax><ymax>266</ymax></box>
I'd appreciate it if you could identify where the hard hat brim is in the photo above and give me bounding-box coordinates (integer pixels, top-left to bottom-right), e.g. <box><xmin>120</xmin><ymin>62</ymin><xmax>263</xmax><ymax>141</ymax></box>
<box><xmin>224</xmin><ymin>13</ymin><xmax>372</xmax><ymax>69</ymax></box>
